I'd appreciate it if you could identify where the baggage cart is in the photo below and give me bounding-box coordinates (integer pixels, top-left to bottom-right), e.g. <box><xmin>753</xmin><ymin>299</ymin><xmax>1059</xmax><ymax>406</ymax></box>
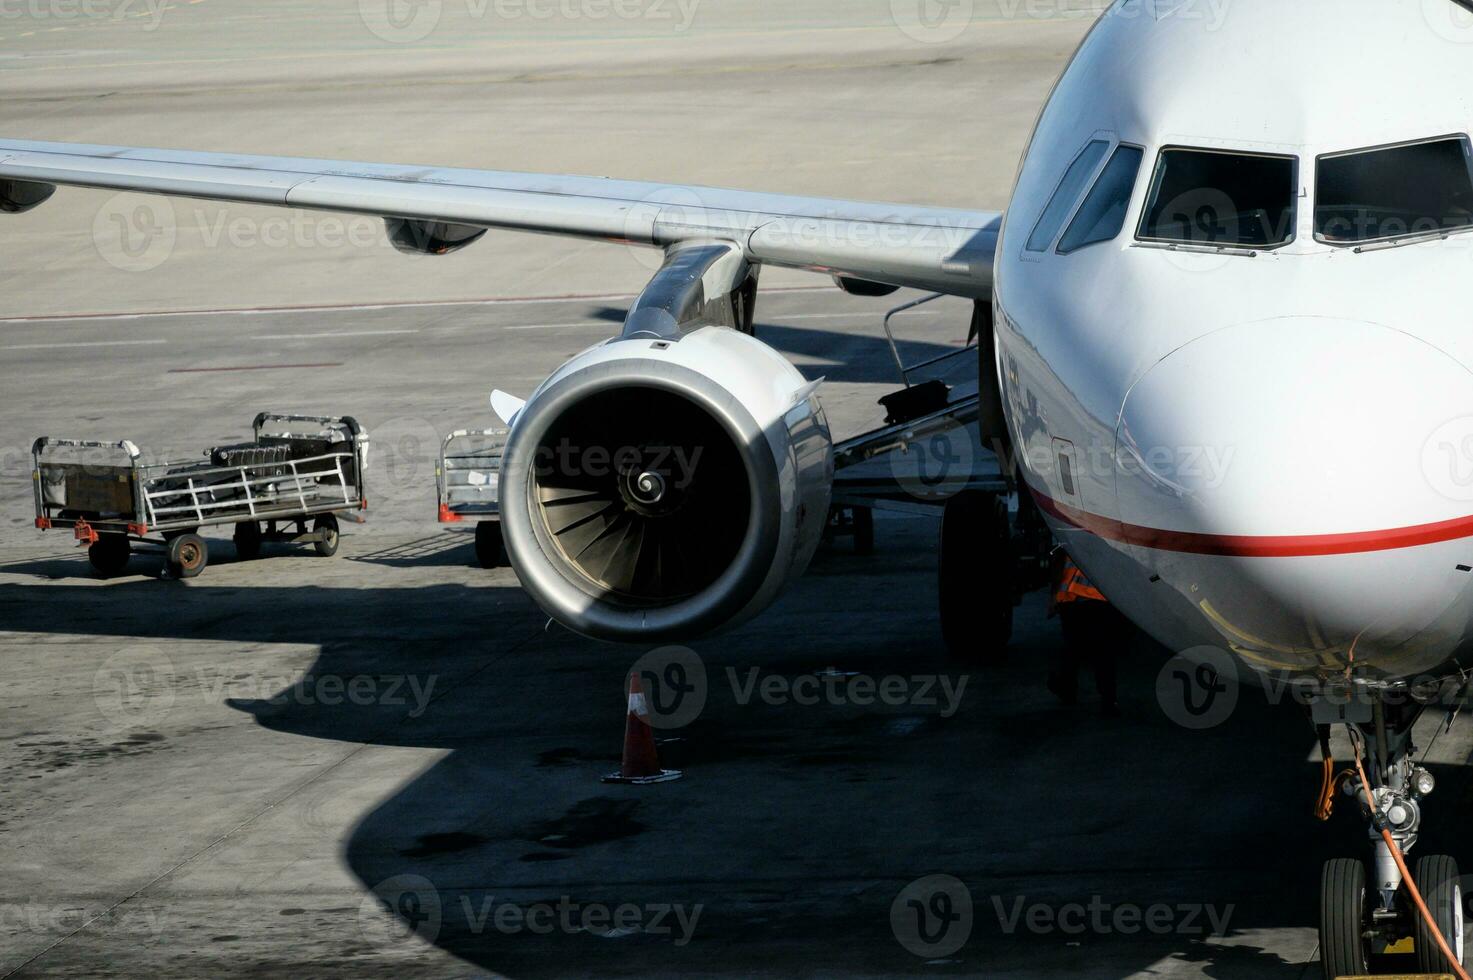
<box><xmin>435</xmin><ymin>427</ymin><xmax>507</xmax><ymax>568</ymax></box>
<box><xmin>33</xmin><ymin>413</ymin><xmax>369</xmax><ymax>578</ymax></box>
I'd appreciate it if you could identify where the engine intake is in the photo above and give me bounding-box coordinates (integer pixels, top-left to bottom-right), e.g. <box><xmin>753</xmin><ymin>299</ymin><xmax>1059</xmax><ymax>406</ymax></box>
<box><xmin>532</xmin><ymin>385</ymin><xmax>753</xmax><ymax>602</ymax></box>
<box><xmin>500</xmin><ymin>328</ymin><xmax>831</xmax><ymax>643</ymax></box>
<box><xmin>499</xmin><ymin>242</ymin><xmax>832</xmax><ymax>642</ymax></box>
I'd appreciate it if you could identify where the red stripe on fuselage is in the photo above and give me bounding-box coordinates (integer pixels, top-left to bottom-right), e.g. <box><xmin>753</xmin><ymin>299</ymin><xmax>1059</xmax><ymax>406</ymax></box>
<box><xmin>1028</xmin><ymin>487</ymin><xmax>1473</xmax><ymax>557</ymax></box>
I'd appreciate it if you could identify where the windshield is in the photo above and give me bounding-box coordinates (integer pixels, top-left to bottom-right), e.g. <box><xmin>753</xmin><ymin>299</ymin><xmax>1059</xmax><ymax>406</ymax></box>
<box><xmin>1138</xmin><ymin>148</ymin><xmax>1297</xmax><ymax>248</ymax></box>
<box><xmin>1315</xmin><ymin>136</ymin><xmax>1473</xmax><ymax>244</ymax></box>
<box><xmin>1058</xmin><ymin>145</ymin><xmax>1144</xmax><ymax>254</ymax></box>
<box><xmin>1026</xmin><ymin>139</ymin><xmax>1109</xmax><ymax>252</ymax></box>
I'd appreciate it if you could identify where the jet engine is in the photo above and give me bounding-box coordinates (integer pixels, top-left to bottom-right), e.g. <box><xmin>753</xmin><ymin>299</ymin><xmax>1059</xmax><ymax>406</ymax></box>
<box><xmin>498</xmin><ymin>243</ymin><xmax>833</xmax><ymax>642</ymax></box>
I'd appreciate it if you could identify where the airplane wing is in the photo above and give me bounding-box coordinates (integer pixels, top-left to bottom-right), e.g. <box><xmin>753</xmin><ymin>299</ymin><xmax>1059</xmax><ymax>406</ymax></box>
<box><xmin>0</xmin><ymin>138</ymin><xmax>999</xmax><ymax>299</ymax></box>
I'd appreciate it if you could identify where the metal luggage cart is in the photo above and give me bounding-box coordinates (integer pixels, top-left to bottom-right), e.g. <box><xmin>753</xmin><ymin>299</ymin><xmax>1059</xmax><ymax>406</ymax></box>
<box><xmin>33</xmin><ymin>413</ymin><xmax>369</xmax><ymax>578</ymax></box>
<box><xmin>435</xmin><ymin>427</ymin><xmax>507</xmax><ymax>568</ymax></box>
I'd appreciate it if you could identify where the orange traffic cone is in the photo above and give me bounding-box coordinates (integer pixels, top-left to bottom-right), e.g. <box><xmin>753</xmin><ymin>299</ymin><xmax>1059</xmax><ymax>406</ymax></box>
<box><xmin>602</xmin><ymin>671</ymin><xmax>683</xmax><ymax>785</ymax></box>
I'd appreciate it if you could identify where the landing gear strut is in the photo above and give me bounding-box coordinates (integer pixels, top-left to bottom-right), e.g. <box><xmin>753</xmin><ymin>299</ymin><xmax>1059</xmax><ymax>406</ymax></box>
<box><xmin>938</xmin><ymin>490</ymin><xmax>1015</xmax><ymax>662</ymax></box>
<box><xmin>1317</xmin><ymin>693</ymin><xmax>1467</xmax><ymax>978</ymax></box>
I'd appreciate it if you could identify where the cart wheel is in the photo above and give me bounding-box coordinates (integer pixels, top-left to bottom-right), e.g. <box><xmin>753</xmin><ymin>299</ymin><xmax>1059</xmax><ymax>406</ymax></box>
<box><xmin>313</xmin><ymin>514</ymin><xmax>340</xmax><ymax>557</ymax></box>
<box><xmin>853</xmin><ymin>506</ymin><xmax>874</xmax><ymax>556</ymax></box>
<box><xmin>87</xmin><ymin>533</ymin><xmax>130</xmax><ymax>577</ymax></box>
<box><xmin>166</xmin><ymin>533</ymin><xmax>208</xmax><ymax>579</ymax></box>
<box><xmin>475</xmin><ymin>520</ymin><xmax>507</xmax><ymax>569</ymax></box>
<box><xmin>233</xmin><ymin>521</ymin><xmax>262</xmax><ymax>561</ymax></box>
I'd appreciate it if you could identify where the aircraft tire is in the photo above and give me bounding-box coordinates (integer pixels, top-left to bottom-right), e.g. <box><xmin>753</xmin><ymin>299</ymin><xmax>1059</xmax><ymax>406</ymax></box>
<box><xmin>939</xmin><ymin>489</ymin><xmax>1013</xmax><ymax>662</ymax></box>
<box><xmin>475</xmin><ymin>519</ymin><xmax>507</xmax><ymax>569</ymax></box>
<box><xmin>1414</xmin><ymin>853</ymin><xmax>1465</xmax><ymax>975</ymax></box>
<box><xmin>1319</xmin><ymin>857</ymin><xmax>1370</xmax><ymax>979</ymax></box>
<box><xmin>852</xmin><ymin>506</ymin><xmax>874</xmax><ymax>556</ymax></box>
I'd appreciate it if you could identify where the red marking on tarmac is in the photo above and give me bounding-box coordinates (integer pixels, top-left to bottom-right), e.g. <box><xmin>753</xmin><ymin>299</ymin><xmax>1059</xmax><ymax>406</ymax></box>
<box><xmin>167</xmin><ymin>362</ymin><xmax>342</xmax><ymax>373</ymax></box>
<box><xmin>1030</xmin><ymin>486</ymin><xmax>1473</xmax><ymax>557</ymax></box>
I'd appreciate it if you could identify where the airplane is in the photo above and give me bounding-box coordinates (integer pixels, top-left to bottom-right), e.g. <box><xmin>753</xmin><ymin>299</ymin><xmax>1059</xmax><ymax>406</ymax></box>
<box><xmin>4</xmin><ymin>0</ymin><xmax>1473</xmax><ymax>974</ymax></box>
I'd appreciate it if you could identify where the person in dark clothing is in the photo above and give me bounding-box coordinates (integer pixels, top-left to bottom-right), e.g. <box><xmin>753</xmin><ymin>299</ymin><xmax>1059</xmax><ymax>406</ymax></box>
<box><xmin>1047</xmin><ymin>551</ymin><xmax>1133</xmax><ymax>715</ymax></box>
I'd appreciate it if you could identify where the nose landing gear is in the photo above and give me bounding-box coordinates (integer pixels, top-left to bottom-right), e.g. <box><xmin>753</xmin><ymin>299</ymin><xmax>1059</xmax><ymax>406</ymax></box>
<box><xmin>938</xmin><ymin>489</ymin><xmax>1016</xmax><ymax>662</ymax></box>
<box><xmin>1317</xmin><ymin>693</ymin><xmax>1468</xmax><ymax>979</ymax></box>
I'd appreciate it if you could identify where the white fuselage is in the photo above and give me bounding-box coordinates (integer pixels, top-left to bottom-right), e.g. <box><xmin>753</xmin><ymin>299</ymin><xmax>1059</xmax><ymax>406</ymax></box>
<box><xmin>993</xmin><ymin>0</ymin><xmax>1473</xmax><ymax>687</ymax></box>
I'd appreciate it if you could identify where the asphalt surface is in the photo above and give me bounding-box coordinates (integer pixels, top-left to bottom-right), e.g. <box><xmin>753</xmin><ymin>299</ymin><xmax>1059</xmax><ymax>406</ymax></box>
<box><xmin>4</xmin><ymin>289</ymin><xmax>1472</xmax><ymax>979</ymax></box>
<box><xmin>0</xmin><ymin>1</ymin><xmax>1090</xmax><ymax>317</ymax></box>
<box><xmin>3</xmin><ymin>2</ymin><xmax>1473</xmax><ymax>977</ymax></box>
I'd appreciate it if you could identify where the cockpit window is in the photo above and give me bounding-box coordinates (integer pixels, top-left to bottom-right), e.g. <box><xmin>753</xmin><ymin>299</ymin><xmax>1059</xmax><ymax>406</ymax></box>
<box><xmin>1058</xmin><ymin>145</ymin><xmax>1144</xmax><ymax>254</ymax></box>
<box><xmin>1315</xmin><ymin>136</ymin><xmax>1473</xmax><ymax>245</ymax></box>
<box><xmin>1026</xmin><ymin>139</ymin><xmax>1109</xmax><ymax>252</ymax></box>
<box><xmin>1138</xmin><ymin>148</ymin><xmax>1297</xmax><ymax>248</ymax></box>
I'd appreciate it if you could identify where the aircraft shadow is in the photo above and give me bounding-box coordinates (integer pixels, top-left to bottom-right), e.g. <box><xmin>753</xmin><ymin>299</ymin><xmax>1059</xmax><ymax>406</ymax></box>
<box><xmin>5</xmin><ymin>544</ymin><xmax>1468</xmax><ymax>977</ymax></box>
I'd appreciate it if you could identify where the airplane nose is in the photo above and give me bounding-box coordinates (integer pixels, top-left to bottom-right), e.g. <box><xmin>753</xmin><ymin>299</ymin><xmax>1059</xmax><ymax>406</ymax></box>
<box><xmin>1115</xmin><ymin>317</ymin><xmax>1473</xmax><ymax>671</ymax></box>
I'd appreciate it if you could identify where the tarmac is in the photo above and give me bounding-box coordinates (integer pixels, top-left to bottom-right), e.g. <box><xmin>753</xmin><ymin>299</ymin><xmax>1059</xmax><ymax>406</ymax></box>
<box><xmin>2</xmin><ymin>2</ymin><xmax>1472</xmax><ymax>977</ymax></box>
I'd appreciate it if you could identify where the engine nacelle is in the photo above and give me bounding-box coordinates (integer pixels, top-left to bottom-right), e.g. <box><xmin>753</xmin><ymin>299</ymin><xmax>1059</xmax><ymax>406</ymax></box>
<box><xmin>384</xmin><ymin>218</ymin><xmax>487</xmax><ymax>255</ymax></box>
<box><xmin>0</xmin><ymin>178</ymin><xmax>55</xmax><ymax>214</ymax></box>
<box><xmin>499</xmin><ymin>326</ymin><xmax>833</xmax><ymax>642</ymax></box>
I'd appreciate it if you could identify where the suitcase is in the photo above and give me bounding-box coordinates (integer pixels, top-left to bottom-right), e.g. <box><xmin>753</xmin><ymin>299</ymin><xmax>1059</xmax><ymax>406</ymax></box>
<box><xmin>260</xmin><ymin>435</ymin><xmax>351</xmax><ymax>484</ymax></box>
<box><xmin>209</xmin><ymin>442</ymin><xmax>291</xmax><ymax>474</ymax></box>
